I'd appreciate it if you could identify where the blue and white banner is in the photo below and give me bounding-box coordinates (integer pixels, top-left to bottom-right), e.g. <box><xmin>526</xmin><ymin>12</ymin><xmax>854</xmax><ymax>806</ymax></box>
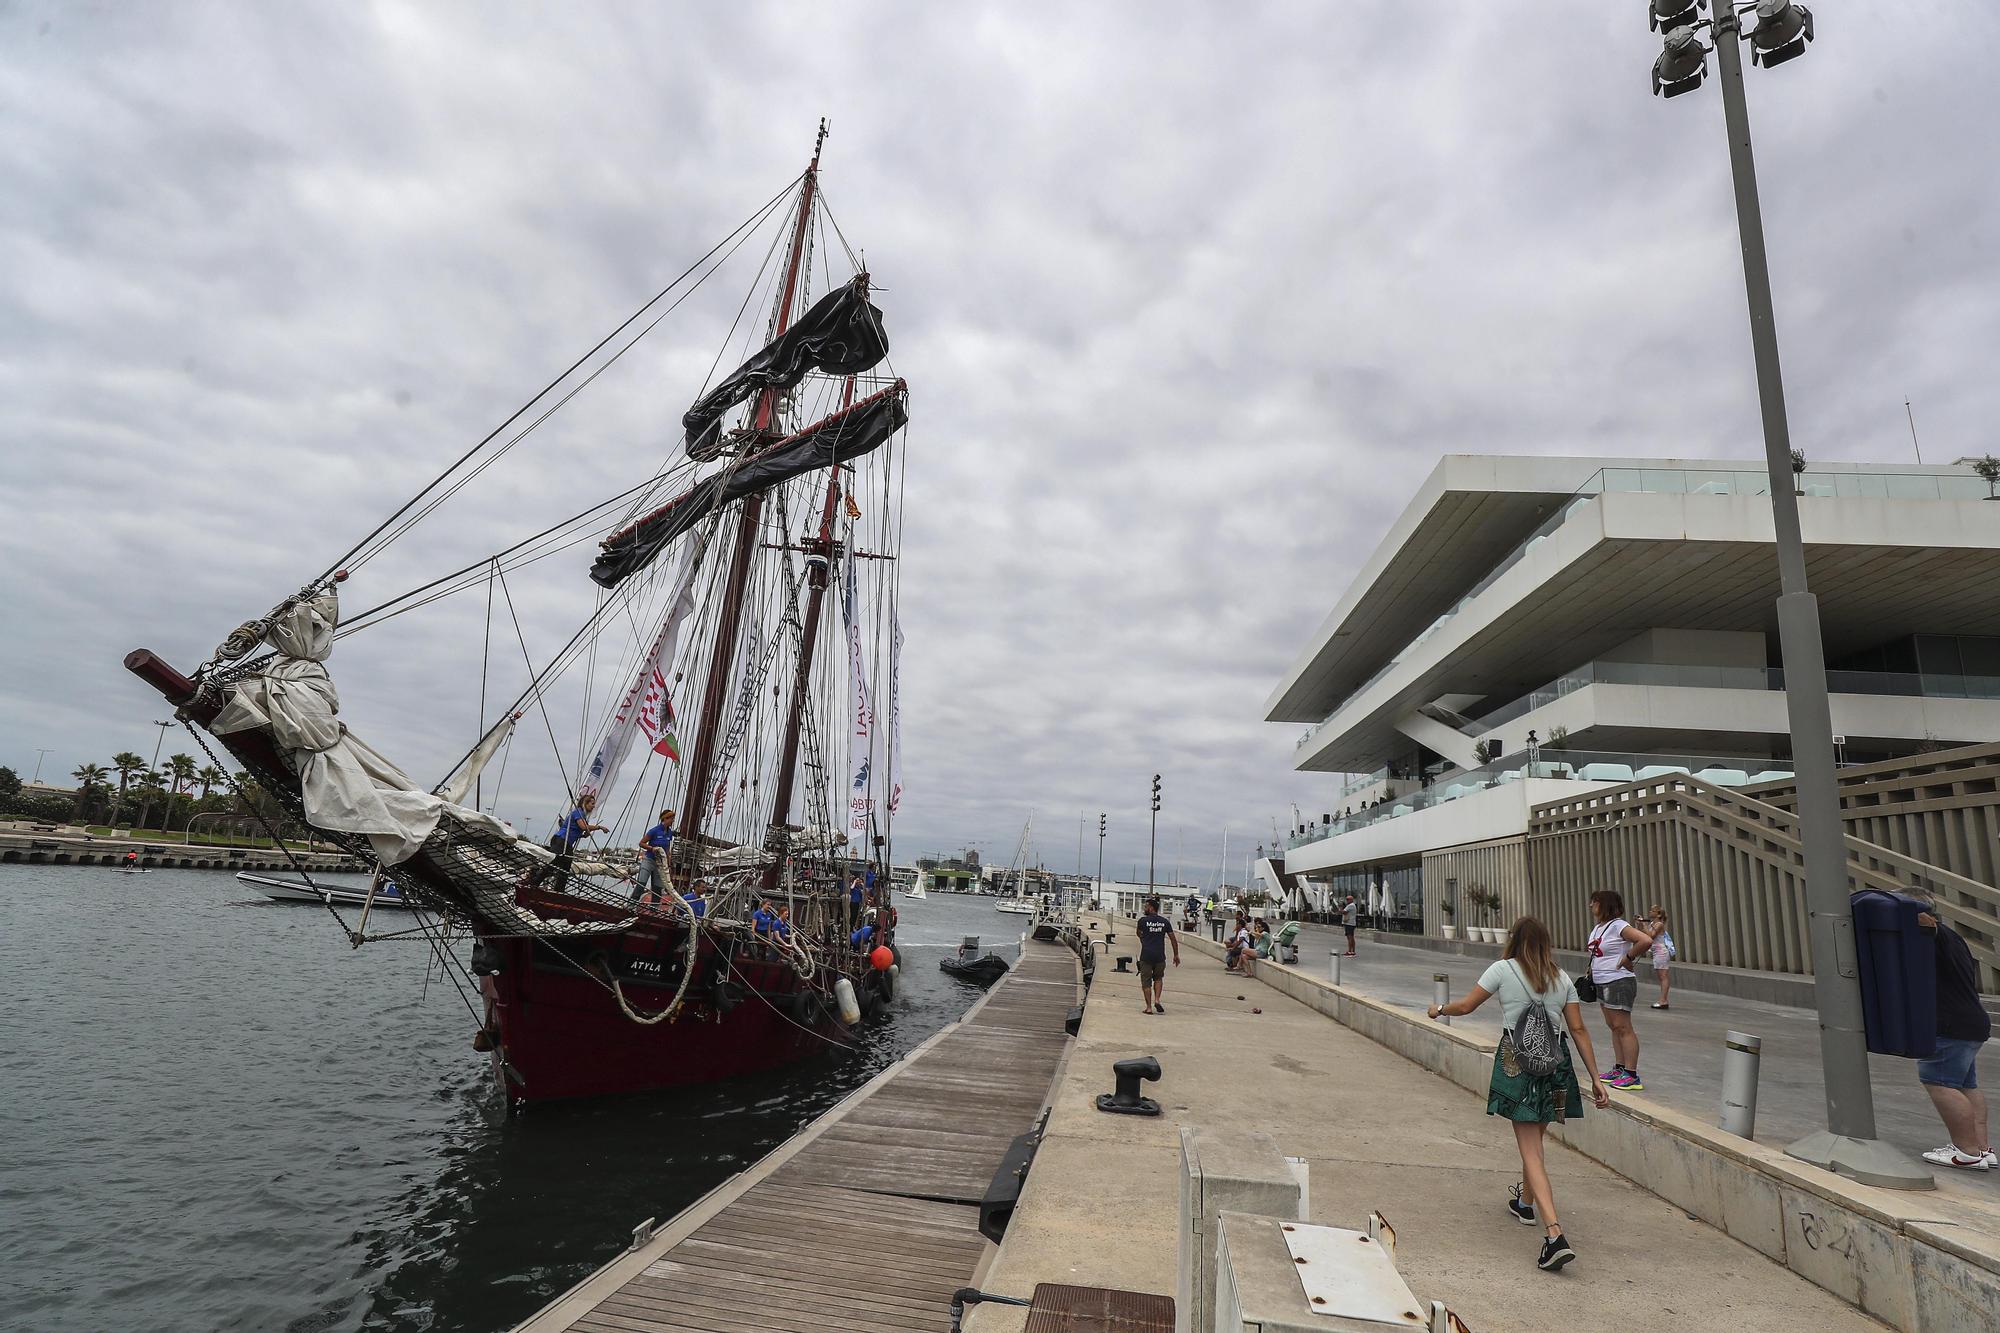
<box><xmin>888</xmin><ymin>611</ymin><xmax>903</xmax><ymax>817</ymax></box>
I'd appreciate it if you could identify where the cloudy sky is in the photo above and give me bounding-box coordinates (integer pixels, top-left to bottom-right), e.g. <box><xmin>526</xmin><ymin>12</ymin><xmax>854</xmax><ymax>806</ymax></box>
<box><xmin>3</xmin><ymin>1</ymin><xmax>1996</xmax><ymax>886</ymax></box>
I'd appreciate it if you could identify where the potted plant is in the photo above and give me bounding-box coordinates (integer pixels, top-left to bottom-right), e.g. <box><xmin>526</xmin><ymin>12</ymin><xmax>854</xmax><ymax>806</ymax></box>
<box><xmin>1971</xmin><ymin>454</ymin><xmax>2000</xmax><ymax>500</ymax></box>
<box><xmin>1439</xmin><ymin>898</ymin><xmax>1456</xmax><ymax>941</ymax></box>
<box><xmin>1791</xmin><ymin>448</ymin><xmax>1807</xmax><ymax>495</ymax></box>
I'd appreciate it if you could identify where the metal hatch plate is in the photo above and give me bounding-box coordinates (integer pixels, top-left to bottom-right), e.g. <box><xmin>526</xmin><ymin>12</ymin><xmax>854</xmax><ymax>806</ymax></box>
<box><xmin>1281</xmin><ymin>1224</ymin><xmax>1426</xmax><ymax>1325</ymax></box>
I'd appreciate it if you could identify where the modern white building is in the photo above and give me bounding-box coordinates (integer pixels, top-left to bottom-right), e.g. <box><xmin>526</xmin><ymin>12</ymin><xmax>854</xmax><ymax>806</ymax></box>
<box><xmin>1266</xmin><ymin>455</ymin><xmax>2000</xmax><ymax>922</ymax></box>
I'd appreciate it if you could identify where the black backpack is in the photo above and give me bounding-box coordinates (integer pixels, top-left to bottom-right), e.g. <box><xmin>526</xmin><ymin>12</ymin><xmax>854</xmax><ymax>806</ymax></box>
<box><xmin>1507</xmin><ymin>961</ymin><xmax>1566</xmax><ymax>1077</ymax></box>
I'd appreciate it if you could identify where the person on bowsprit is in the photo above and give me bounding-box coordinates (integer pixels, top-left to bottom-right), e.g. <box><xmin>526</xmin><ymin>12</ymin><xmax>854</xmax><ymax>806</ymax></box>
<box><xmin>1430</xmin><ymin>915</ymin><xmax>1611</xmax><ymax>1274</ymax></box>
<box><xmin>632</xmin><ymin>808</ymin><xmax>675</xmax><ymax>901</ymax></box>
<box><xmin>1135</xmin><ymin>896</ymin><xmax>1180</xmax><ymax>1014</ymax></box>
<box><xmin>1585</xmin><ymin>890</ymin><xmax>1653</xmax><ymax>1091</ymax></box>
<box><xmin>532</xmin><ymin>792</ymin><xmax>606</xmax><ymax>891</ymax></box>
<box><xmin>1912</xmin><ymin>893</ymin><xmax>1994</xmax><ymax>1171</ymax></box>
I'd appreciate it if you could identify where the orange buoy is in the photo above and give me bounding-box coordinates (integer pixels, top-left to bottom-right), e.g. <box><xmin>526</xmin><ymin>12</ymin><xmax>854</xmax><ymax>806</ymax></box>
<box><xmin>870</xmin><ymin>945</ymin><xmax>894</xmax><ymax>972</ymax></box>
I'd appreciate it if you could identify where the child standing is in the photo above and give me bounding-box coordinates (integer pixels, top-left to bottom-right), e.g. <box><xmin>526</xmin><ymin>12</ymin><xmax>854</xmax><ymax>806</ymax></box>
<box><xmin>1645</xmin><ymin>904</ymin><xmax>1675</xmax><ymax>1010</ymax></box>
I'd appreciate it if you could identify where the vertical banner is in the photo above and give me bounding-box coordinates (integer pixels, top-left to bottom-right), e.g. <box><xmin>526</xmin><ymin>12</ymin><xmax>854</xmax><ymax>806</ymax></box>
<box><xmin>888</xmin><ymin>611</ymin><xmax>904</xmax><ymax>816</ymax></box>
<box><xmin>842</xmin><ymin>557</ymin><xmax>875</xmax><ymax>844</ymax></box>
<box><xmin>580</xmin><ymin>554</ymin><xmax>699</xmax><ymax>806</ymax></box>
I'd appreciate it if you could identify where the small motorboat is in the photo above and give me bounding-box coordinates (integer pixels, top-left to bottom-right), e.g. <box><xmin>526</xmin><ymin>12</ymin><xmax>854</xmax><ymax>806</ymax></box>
<box><xmin>237</xmin><ymin>870</ymin><xmax>417</xmax><ymax>909</ymax></box>
<box><xmin>939</xmin><ymin>935</ymin><xmax>1010</xmax><ymax>987</ymax></box>
<box><xmin>993</xmin><ymin>898</ymin><xmax>1036</xmax><ymax>915</ymax></box>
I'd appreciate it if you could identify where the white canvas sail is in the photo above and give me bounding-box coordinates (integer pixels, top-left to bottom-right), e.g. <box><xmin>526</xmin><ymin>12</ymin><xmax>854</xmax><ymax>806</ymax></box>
<box><xmin>842</xmin><ymin>557</ymin><xmax>875</xmax><ymax>844</ymax></box>
<box><xmin>579</xmin><ymin>554</ymin><xmax>699</xmax><ymax>807</ymax></box>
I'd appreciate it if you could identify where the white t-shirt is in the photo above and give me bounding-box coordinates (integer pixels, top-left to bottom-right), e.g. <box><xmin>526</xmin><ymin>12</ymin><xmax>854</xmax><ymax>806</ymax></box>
<box><xmin>1478</xmin><ymin>959</ymin><xmax>1577</xmax><ymax>1032</ymax></box>
<box><xmin>1588</xmin><ymin>919</ymin><xmax>1635</xmax><ymax>983</ymax></box>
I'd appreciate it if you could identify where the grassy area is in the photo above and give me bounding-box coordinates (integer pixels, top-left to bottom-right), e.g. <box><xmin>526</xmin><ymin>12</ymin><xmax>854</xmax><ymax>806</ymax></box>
<box><xmin>85</xmin><ymin>826</ymin><xmax>341</xmax><ymax>852</ymax></box>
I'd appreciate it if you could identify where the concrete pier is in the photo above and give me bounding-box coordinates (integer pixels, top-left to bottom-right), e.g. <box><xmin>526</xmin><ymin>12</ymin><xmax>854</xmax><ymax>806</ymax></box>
<box><xmin>966</xmin><ymin>914</ymin><xmax>1907</xmax><ymax>1332</ymax></box>
<box><xmin>0</xmin><ymin>827</ymin><xmax>364</xmax><ymax>872</ymax></box>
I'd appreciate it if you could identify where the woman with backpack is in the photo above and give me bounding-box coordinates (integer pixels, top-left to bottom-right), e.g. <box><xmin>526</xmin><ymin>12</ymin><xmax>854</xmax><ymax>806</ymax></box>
<box><xmin>1428</xmin><ymin>916</ymin><xmax>1611</xmax><ymax>1273</ymax></box>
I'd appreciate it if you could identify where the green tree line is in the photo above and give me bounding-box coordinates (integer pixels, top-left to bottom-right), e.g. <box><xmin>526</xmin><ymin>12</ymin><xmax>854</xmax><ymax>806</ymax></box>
<box><xmin>0</xmin><ymin>753</ymin><xmax>311</xmax><ymax>843</ymax></box>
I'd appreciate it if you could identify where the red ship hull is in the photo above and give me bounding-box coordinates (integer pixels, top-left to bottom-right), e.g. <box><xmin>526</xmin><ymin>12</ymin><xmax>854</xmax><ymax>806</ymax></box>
<box><xmin>479</xmin><ymin>926</ymin><xmax>868</xmax><ymax>1104</ymax></box>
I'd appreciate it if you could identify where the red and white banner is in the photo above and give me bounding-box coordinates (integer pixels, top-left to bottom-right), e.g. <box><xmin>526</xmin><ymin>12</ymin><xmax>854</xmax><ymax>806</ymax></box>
<box><xmin>579</xmin><ymin>555</ymin><xmax>698</xmax><ymax>807</ymax></box>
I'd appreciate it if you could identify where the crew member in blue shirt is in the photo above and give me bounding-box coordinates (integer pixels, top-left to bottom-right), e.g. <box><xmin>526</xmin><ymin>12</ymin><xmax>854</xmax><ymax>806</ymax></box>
<box><xmin>534</xmin><ymin>792</ymin><xmax>606</xmax><ymax>890</ymax></box>
<box><xmin>850</xmin><ymin>921</ymin><xmax>875</xmax><ymax>950</ymax></box>
<box><xmin>633</xmin><ymin>808</ymin><xmax>675</xmax><ymax>901</ymax></box>
<box><xmin>847</xmin><ymin>872</ymin><xmax>865</xmax><ymax>929</ymax></box>
<box><xmin>680</xmin><ymin>881</ymin><xmax>707</xmax><ymax>920</ymax></box>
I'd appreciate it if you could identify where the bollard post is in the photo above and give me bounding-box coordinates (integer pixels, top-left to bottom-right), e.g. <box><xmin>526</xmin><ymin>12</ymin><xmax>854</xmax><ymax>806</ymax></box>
<box><xmin>1720</xmin><ymin>1030</ymin><xmax>1763</xmax><ymax>1138</ymax></box>
<box><xmin>1432</xmin><ymin>973</ymin><xmax>1451</xmax><ymax>1026</ymax></box>
<box><xmin>1329</xmin><ymin>950</ymin><xmax>1342</xmax><ymax>985</ymax></box>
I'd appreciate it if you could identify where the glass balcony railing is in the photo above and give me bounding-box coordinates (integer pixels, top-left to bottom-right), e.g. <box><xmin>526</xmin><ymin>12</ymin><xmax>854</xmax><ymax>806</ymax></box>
<box><xmin>1286</xmin><ymin>747</ymin><xmax>1799</xmax><ymax>853</ymax></box>
<box><xmin>1470</xmin><ymin>661</ymin><xmax>2000</xmax><ymax>737</ymax></box>
<box><xmin>1293</xmin><ymin>462</ymin><xmax>1999</xmax><ymax>752</ymax></box>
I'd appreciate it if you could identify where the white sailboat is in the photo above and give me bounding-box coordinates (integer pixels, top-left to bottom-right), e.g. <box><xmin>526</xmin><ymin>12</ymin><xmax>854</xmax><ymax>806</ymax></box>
<box><xmin>994</xmin><ymin>816</ymin><xmax>1038</xmax><ymax>914</ymax></box>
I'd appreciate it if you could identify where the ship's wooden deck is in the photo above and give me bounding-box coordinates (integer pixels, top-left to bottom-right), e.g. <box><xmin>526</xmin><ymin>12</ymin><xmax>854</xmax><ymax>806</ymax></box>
<box><xmin>517</xmin><ymin>938</ymin><xmax>1081</xmax><ymax>1333</ymax></box>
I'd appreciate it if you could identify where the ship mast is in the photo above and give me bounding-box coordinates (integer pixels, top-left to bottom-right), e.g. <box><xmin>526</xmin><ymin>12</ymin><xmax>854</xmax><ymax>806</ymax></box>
<box><xmin>761</xmin><ymin>372</ymin><xmax>858</xmax><ymax>889</ymax></box>
<box><xmin>678</xmin><ymin>121</ymin><xmax>827</xmax><ymax>857</ymax></box>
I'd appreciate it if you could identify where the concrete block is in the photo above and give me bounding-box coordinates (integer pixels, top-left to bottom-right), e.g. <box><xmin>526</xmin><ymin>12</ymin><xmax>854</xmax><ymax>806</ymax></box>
<box><xmin>1179</xmin><ymin>1128</ymin><xmax>1302</xmax><ymax>1333</ymax></box>
<box><xmin>1909</xmin><ymin>1233</ymin><xmax>2000</xmax><ymax>1333</ymax></box>
<box><xmin>1778</xmin><ymin>1184</ymin><xmax>1915</xmax><ymax>1330</ymax></box>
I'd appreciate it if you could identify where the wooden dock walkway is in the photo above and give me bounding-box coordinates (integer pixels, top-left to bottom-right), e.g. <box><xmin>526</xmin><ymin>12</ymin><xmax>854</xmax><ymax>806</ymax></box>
<box><xmin>516</xmin><ymin>938</ymin><xmax>1081</xmax><ymax>1333</ymax></box>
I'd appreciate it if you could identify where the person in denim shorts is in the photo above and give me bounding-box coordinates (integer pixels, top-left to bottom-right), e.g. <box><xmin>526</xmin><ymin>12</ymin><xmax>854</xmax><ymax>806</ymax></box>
<box><xmin>1586</xmin><ymin>890</ymin><xmax>1653</xmax><ymax>1091</ymax></box>
<box><xmin>1913</xmin><ymin>893</ymin><xmax>1993</xmax><ymax>1170</ymax></box>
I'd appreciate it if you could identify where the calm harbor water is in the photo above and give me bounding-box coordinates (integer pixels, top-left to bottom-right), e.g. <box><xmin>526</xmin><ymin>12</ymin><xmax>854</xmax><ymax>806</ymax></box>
<box><xmin>0</xmin><ymin>866</ymin><xmax>1017</xmax><ymax>1333</ymax></box>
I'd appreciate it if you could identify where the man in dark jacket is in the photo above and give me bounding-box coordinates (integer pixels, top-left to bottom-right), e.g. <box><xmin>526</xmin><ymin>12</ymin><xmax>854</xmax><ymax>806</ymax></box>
<box><xmin>1915</xmin><ymin>896</ymin><xmax>1993</xmax><ymax>1171</ymax></box>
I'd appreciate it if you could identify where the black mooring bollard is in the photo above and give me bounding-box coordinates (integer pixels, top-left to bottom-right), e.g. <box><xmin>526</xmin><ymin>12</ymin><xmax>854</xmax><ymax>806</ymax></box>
<box><xmin>1095</xmin><ymin>1055</ymin><xmax>1162</xmax><ymax>1116</ymax></box>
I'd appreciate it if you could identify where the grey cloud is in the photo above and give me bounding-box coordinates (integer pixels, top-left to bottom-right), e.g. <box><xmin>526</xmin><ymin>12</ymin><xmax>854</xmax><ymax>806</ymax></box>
<box><xmin>3</xmin><ymin>1</ymin><xmax>1996</xmax><ymax>880</ymax></box>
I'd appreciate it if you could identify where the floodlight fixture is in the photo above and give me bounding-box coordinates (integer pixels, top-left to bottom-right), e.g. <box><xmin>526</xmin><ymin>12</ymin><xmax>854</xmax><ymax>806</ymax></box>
<box><xmin>1749</xmin><ymin>0</ymin><xmax>1813</xmax><ymax>67</ymax></box>
<box><xmin>1650</xmin><ymin>0</ymin><xmax>1705</xmax><ymax>33</ymax></box>
<box><xmin>1653</xmin><ymin>25</ymin><xmax>1710</xmax><ymax>97</ymax></box>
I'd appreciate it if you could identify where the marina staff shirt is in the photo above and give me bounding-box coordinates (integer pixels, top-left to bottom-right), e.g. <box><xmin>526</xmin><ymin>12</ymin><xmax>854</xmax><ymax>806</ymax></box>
<box><xmin>643</xmin><ymin>823</ymin><xmax>674</xmax><ymax>857</ymax></box>
<box><xmin>1136</xmin><ymin>911</ymin><xmax>1175</xmax><ymax>962</ymax></box>
<box><xmin>559</xmin><ymin>807</ymin><xmax>589</xmax><ymax>849</ymax></box>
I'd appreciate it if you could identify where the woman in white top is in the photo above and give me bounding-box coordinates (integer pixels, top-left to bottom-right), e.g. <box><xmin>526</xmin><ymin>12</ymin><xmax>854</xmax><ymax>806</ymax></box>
<box><xmin>1587</xmin><ymin>890</ymin><xmax>1654</xmax><ymax>1090</ymax></box>
<box><xmin>1430</xmin><ymin>916</ymin><xmax>1610</xmax><ymax>1273</ymax></box>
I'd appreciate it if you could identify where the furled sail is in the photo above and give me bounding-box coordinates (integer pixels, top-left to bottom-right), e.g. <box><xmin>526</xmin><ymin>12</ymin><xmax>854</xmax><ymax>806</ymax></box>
<box><xmin>682</xmin><ymin>275</ymin><xmax>889</xmax><ymax>461</ymax></box>
<box><xmin>592</xmin><ymin>382</ymin><xmax>907</xmax><ymax>589</ymax></box>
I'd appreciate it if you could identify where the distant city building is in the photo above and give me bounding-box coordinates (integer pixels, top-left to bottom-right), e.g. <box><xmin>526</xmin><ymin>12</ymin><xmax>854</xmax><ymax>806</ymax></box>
<box><xmin>1267</xmin><ymin>454</ymin><xmax>2000</xmax><ymax>924</ymax></box>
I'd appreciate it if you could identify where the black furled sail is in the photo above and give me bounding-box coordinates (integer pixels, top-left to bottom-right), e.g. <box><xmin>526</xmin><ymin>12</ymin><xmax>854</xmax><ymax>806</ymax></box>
<box><xmin>593</xmin><ymin>381</ymin><xmax>908</xmax><ymax>589</ymax></box>
<box><xmin>682</xmin><ymin>274</ymin><xmax>889</xmax><ymax>460</ymax></box>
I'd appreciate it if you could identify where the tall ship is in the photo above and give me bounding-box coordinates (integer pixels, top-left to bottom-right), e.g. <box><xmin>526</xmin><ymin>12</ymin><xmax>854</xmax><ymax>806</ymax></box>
<box><xmin>127</xmin><ymin>125</ymin><xmax>911</xmax><ymax>1107</ymax></box>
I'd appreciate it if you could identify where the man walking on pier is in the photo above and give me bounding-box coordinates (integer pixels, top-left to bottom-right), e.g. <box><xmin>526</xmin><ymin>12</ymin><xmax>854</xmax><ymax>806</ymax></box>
<box><xmin>1136</xmin><ymin>896</ymin><xmax>1179</xmax><ymax>1014</ymax></box>
<box><xmin>1341</xmin><ymin>893</ymin><xmax>1359</xmax><ymax>956</ymax></box>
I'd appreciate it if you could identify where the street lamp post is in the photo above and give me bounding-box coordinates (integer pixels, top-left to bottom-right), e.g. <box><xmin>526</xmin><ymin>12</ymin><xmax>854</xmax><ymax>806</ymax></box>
<box><xmin>1650</xmin><ymin>0</ymin><xmax>1928</xmax><ymax>1190</ymax></box>
<box><xmin>1147</xmin><ymin>775</ymin><xmax>1162</xmax><ymax>896</ymax></box>
<box><xmin>1097</xmin><ymin>813</ymin><xmax>1106</xmax><ymax>908</ymax></box>
<box><xmin>149</xmin><ymin>719</ymin><xmax>173</xmax><ymax>772</ymax></box>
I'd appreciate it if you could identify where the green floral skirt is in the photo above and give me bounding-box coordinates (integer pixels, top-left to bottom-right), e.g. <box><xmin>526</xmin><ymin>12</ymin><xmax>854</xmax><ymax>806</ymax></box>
<box><xmin>1485</xmin><ymin>1033</ymin><xmax>1586</xmax><ymax>1124</ymax></box>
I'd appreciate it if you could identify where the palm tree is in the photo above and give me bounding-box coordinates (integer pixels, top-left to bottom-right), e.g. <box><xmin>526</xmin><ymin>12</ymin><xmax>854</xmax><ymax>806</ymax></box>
<box><xmin>196</xmin><ymin>764</ymin><xmax>227</xmax><ymax>800</ymax></box>
<box><xmin>111</xmin><ymin>751</ymin><xmax>145</xmax><ymax>823</ymax></box>
<box><xmin>71</xmin><ymin>763</ymin><xmax>110</xmax><ymax>823</ymax></box>
<box><xmin>165</xmin><ymin>753</ymin><xmax>199</xmax><ymax>796</ymax></box>
<box><xmin>132</xmin><ymin>770</ymin><xmax>168</xmax><ymax>833</ymax></box>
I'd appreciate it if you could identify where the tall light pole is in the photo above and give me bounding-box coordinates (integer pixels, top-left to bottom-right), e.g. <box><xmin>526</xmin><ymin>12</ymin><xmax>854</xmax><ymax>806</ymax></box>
<box><xmin>149</xmin><ymin>719</ymin><xmax>173</xmax><ymax>772</ymax></box>
<box><xmin>32</xmin><ymin>749</ymin><xmax>52</xmax><ymax>785</ymax></box>
<box><xmin>1097</xmin><ymin>813</ymin><xmax>1106</xmax><ymax>907</ymax></box>
<box><xmin>1147</xmin><ymin>774</ymin><xmax>1162</xmax><ymax>895</ymax></box>
<box><xmin>1650</xmin><ymin>0</ymin><xmax>1928</xmax><ymax>1190</ymax></box>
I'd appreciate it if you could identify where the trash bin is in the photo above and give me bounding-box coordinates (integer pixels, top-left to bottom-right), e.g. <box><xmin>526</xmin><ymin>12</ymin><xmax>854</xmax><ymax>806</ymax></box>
<box><xmin>1210</xmin><ymin>918</ymin><xmax>1224</xmax><ymax>943</ymax></box>
<box><xmin>1849</xmin><ymin>888</ymin><xmax>1938</xmax><ymax>1059</ymax></box>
